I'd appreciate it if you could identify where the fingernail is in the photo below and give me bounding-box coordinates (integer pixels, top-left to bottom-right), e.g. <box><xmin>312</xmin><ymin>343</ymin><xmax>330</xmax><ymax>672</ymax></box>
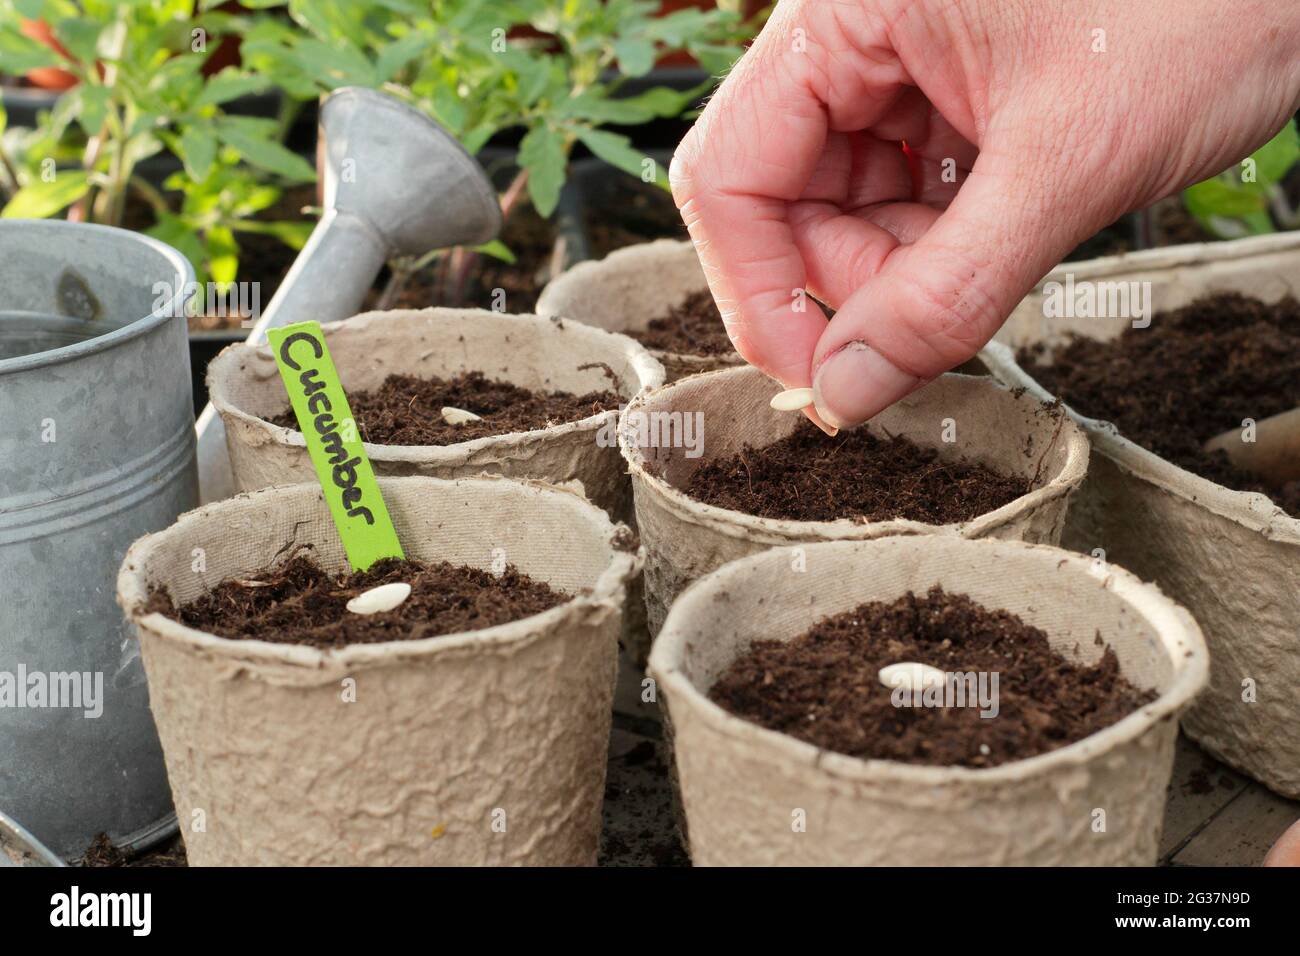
<box><xmin>803</xmin><ymin>406</ymin><xmax>839</xmax><ymax>437</ymax></box>
<box><xmin>812</xmin><ymin>342</ymin><xmax>921</xmax><ymax>430</ymax></box>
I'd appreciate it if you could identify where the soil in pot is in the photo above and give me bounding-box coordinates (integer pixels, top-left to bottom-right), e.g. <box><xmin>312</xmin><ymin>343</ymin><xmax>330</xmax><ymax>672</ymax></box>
<box><xmin>79</xmin><ymin>833</ymin><xmax>187</xmax><ymax>868</ymax></box>
<box><xmin>1017</xmin><ymin>292</ymin><xmax>1300</xmax><ymax>513</ymax></box>
<box><xmin>1063</xmin><ymin>218</ymin><xmax>1136</xmax><ymax>261</ymax></box>
<box><xmin>266</xmin><ymin>369</ymin><xmax>620</xmax><ymax>445</ymax></box>
<box><xmin>145</xmin><ymin>551</ymin><xmax>567</xmax><ymax>650</ymax></box>
<box><xmin>1150</xmin><ymin>198</ymin><xmax>1217</xmax><ymax>247</ymax></box>
<box><xmin>631</xmin><ymin>288</ymin><xmax>832</xmax><ymax>357</ymax></box>
<box><xmin>373</xmin><ymin>200</ymin><xmax>558</xmax><ymax>314</ymax></box>
<box><xmin>583</xmin><ymin>175</ymin><xmax>688</xmax><ymax>259</ymax></box>
<box><xmin>709</xmin><ymin>585</ymin><xmax>1156</xmax><ymax>769</ymax></box>
<box><xmin>634</xmin><ymin>288</ymin><xmax>734</xmax><ymax>356</ymax></box>
<box><xmin>681</xmin><ymin>422</ymin><xmax>1032</xmax><ymax>523</ymax></box>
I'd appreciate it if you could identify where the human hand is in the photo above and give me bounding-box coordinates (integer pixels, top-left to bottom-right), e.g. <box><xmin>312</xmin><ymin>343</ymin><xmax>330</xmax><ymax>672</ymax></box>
<box><xmin>671</xmin><ymin>0</ymin><xmax>1300</xmax><ymax>431</ymax></box>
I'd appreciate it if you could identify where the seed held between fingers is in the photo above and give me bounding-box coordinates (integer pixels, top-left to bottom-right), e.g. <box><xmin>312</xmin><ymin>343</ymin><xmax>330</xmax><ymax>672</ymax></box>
<box><xmin>769</xmin><ymin>387</ymin><xmax>838</xmax><ymax>436</ymax></box>
<box><xmin>769</xmin><ymin>387</ymin><xmax>815</xmax><ymax>411</ymax></box>
<box><xmin>347</xmin><ymin>582</ymin><xmax>412</xmax><ymax>615</ymax></box>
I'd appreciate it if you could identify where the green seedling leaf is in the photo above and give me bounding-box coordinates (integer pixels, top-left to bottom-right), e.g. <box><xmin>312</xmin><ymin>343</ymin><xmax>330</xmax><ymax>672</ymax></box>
<box><xmin>613</xmin><ymin>37</ymin><xmax>655</xmax><ymax>77</ymax></box>
<box><xmin>519</xmin><ymin>123</ymin><xmax>566</xmax><ymax>217</ymax></box>
<box><xmin>195</xmin><ymin>70</ymin><xmax>271</xmax><ymax>108</ymax></box>
<box><xmin>231</xmin><ymin>219</ymin><xmax>316</xmax><ymax>250</ymax></box>
<box><xmin>1251</xmin><ymin>120</ymin><xmax>1300</xmax><ymax>184</ymax></box>
<box><xmin>178</xmin><ymin>125</ymin><xmax>217</xmax><ymax>181</ymax></box>
<box><xmin>1</xmin><ymin>170</ymin><xmax>91</xmax><ymax>218</ymax></box>
<box><xmin>0</xmin><ymin>29</ymin><xmax>64</xmax><ymax>72</ymax></box>
<box><xmin>474</xmin><ymin>239</ymin><xmax>516</xmax><ymax>264</ymax></box>
<box><xmin>375</xmin><ymin>32</ymin><xmax>434</xmax><ymax>83</ymax></box>
<box><xmin>207</xmin><ymin>224</ymin><xmax>239</xmax><ymax>285</ymax></box>
<box><xmin>576</xmin><ymin>127</ymin><xmax>665</xmax><ymax>186</ymax></box>
<box><xmin>73</xmin><ymin>85</ymin><xmax>111</xmax><ymax>137</ymax></box>
<box><xmin>216</xmin><ymin>117</ymin><xmax>317</xmax><ymax>181</ymax></box>
<box><xmin>147</xmin><ymin>213</ymin><xmax>206</xmax><ymax>272</ymax></box>
<box><xmin>53</xmin><ymin>17</ymin><xmax>102</xmax><ymax>66</ymax></box>
<box><xmin>265</xmin><ymin>322</ymin><xmax>405</xmax><ymax>571</ymax></box>
<box><xmin>1184</xmin><ymin>177</ymin><xmax>1264</xmax><ymax>219</ymax></box>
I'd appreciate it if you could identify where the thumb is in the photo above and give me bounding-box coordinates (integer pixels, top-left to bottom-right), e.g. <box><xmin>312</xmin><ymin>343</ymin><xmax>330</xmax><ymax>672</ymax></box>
<box><xmin>808</xmin><ymin>153</ymin><xmax>1090</xmax><ymax>430</ymax></box>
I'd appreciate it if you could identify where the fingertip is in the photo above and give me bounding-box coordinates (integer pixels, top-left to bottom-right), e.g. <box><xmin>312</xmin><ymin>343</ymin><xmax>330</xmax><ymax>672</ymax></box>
<box><xmin>811</xmin><ymin>341</ymin><xmax>922</xmax><ymax>430</ymax></box>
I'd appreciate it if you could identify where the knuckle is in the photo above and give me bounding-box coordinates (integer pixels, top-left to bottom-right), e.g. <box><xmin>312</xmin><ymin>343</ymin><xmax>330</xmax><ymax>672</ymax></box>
<box><xmin>894</xmin><ymin>254</ymin><xmax>1001</xmax><ymax>366</ymax></box>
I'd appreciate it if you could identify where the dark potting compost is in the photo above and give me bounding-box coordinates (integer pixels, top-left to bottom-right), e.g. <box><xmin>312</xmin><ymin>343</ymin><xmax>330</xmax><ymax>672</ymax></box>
<box><xmin>709</xmin><ymin>586</ymin><xmax>1156</xmax><ymax>769</ymax></box>
<box><xmin>269</xmin><ymin>370</ymin><xmax>620</xmax><ymax>445</ymax></box>
<box><xmin>147</xmin><ymin>553</ymin><xmax>567</xmax><ymax>649</ymax></box>
<box><xmin>682</xmin><ymin>423</ymin><xmax>1031</xmax><ymax>523</ymax></box>
<box><xmin>377</xmin><ymin>199</ymin><xmax>559</xmax><ymax>313</ymax></box>
<box><xmin>635</xmin><ymin>288</ymin><xmax>734</xmax><ymax>356</ymax></box>
<box><xmin>634</xmin><ymin>289</ymin><xmax>834</xmax><ymax>357</ymax></box>
<box><xmin>583</xmin><ymin>173</ymin><xmax>688</xmax><ymax>259</ymax></box>
<box><xmin>80</xmin><ymin>833</ymin><xmax>187</xmax><ymax>868</ymax></box>
<box><xmin>1018</xmin><ymin>292</ymin><xmax>1300</xmax><ymax>513</ymax></box>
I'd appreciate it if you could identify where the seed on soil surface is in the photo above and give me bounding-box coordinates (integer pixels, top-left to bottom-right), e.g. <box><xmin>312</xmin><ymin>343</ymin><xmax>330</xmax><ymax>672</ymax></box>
<box><xmin>441</xmin><ymin>405</ymin><xmax>483</xmax><ymax>425</ymax></box>
<box><xmin>346</xmin><ymin>582</ymin><xmax>412</xmax><ymax>615</ymax></box>
<box><xmin>769</xmin><ymin>387</ymin><xmax>815</xmax><ymax>411</ymax></box>
<box><xmin>878</xmin><ymin>661</ymin><xmax>946</xmax><ymax>692</ymax></box>
<box><xmin>146</xmin><ymin>555</ymin><xmax>566</xmax><ymax>649</ymax></box>
<box><xmin>709</xmin><ymin>586</ymin><xmax>1157</xmax><ymax>768</ymax></box>
<box><xmin>269</xmin><ymin>370</ymin><xmax>620</xmax><ymax>445</ymax></box>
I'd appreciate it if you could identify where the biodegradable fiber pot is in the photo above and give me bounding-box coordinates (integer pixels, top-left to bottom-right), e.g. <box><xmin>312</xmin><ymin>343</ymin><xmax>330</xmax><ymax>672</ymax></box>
<box><xmin>649</xmin><ymin>535</ymin><xmax>1208</xmax><ymax>866</ymax></box>
<box><xmin>117</xmin><ymin>475</ymin><xmax>642</xmax><ymax>866</ymax></box>
<box><xmin>206</xmin><ymin>308</ymin><xmax>666</xmax><ymax>519</ymax></box>
<box><xmin>536</xmin><ymin>238</ymin><xmax>743</xmax><ymax>380</ymax></box>
<box><xmin>979</xmin><ymin>231</ymin><xmax>1300</xmax><ymax>799</ymax></box>
<box><xmin>622</xmin><ymin>365</ymin><xmax>1090</xmax><ymax>636</ymax></box>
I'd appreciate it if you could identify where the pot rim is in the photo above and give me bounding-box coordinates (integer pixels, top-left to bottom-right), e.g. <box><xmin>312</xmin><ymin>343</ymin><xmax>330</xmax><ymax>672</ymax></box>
<box><xmin>980</xmin><ymin>340</ymin><xmax>1300</xmax><ymax>543</ymax></box>
<box><xmin>648</xmin><ymin>535</ymin><xmax>1209</xmax><ymax>786</ymax></box>
<box><xmin>206</xmin><ymin>307</ymin><xmax>667</xmax><ymax>464</ymax></box>
<box><xmin>618</xmin><ymin>365</ymin><xmax>1091</xmax><ymax>544</ymax></box>
<box><xmin>980</xmin><ymin>229</ymin><xmax>1300</xmax><ymax>540</ymax></box>
<box><xmin>0</xmin><ymin>220</ymin><xmax>194</xmax><ymax>376</ymax></box>
<box><xmin>536</xmin><ymin>237</ymin><xmax>745</xmax><ymax>370</ymax></box>
<box><xmin>116</xmin><ymin>475</ymin><xmax>643</xmax><ymax>672</ymax></box>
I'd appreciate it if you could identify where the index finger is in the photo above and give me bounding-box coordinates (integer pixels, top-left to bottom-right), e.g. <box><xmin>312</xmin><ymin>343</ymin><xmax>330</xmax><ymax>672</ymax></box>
<box><xmin>668</xmin><ymin>6</ymin><xmax>904</xmax><ymax>386</ymax></box>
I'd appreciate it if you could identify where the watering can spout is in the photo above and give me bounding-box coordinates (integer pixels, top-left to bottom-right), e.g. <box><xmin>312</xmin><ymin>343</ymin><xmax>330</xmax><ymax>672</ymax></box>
<box><xmin>195</xmin><ymin>86</ymin><xmax>501</xmax><ymax>504</ymax></box>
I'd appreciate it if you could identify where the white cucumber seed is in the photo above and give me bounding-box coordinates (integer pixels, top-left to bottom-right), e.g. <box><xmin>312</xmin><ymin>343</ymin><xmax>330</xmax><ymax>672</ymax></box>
<box><xmin>441</xmin><ymin>406</ymin><xmax>483</xmax><ymax>425</ymax></box>
<box><xmin>878</xmin><ymin>661</ymin><xmax>947</xmax><ymax>693</ymax></box>
<box><xmin>346</xmin><ymin>582</ymin><xmax>412</xmax><ymax>615</ymax></box>
<box><xmin>769</xmin><ymin>387</ymin><xmax>815</xmax><ymax>412</ymax></box>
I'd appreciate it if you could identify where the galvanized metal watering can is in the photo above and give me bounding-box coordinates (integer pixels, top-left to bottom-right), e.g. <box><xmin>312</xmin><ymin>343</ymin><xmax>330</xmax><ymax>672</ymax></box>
<box><xmin>1</xmin><ymin>87</ymin><xmax>499</xmax><ymax>863</ymax></box>
<box><xmin>0</xmin><ymin>220</ymin><xmax>198</xmax><ymax>860</ymax></box>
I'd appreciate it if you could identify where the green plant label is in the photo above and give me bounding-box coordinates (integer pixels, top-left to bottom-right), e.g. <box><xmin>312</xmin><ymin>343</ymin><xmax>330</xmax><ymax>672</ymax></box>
<box><xmin>266</xmin><ymin>322</ymin><xmax>404</xmax><ymax>571</ymax></box>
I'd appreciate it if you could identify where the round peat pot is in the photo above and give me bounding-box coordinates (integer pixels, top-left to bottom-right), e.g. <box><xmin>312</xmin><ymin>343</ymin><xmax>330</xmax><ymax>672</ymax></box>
<box><xmin>537</xmin><ymin>238</ymin><xmax>743</xmax><ymax>381</ymax></box>
<box><xmin>649</xmin><ymin>536</ymin><xmax>1208</xmax><ymax>866</ymax></box>
<box><xmin>621</xmin><ymin>365</ymin><xmax>1090</xmax><ymax>639</ymax></box>
<box><xmin>117</xmin><ymin>476</ymin><xmax>642</xmax><ymax>866</ymax></box>
<box><xmin>980</xmin><ymin>232</ymin><xmax>1300</xmax><ymax>798</ymax></box>
<box><xmin>0</xmin><ymin>220</ymin><xmax>197</xmax><ymax>860</ymax></box>
<box><xmin>207</xmin><ymin>308</ymin><xmax>665</xmax><ymax>521</ymax></box>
